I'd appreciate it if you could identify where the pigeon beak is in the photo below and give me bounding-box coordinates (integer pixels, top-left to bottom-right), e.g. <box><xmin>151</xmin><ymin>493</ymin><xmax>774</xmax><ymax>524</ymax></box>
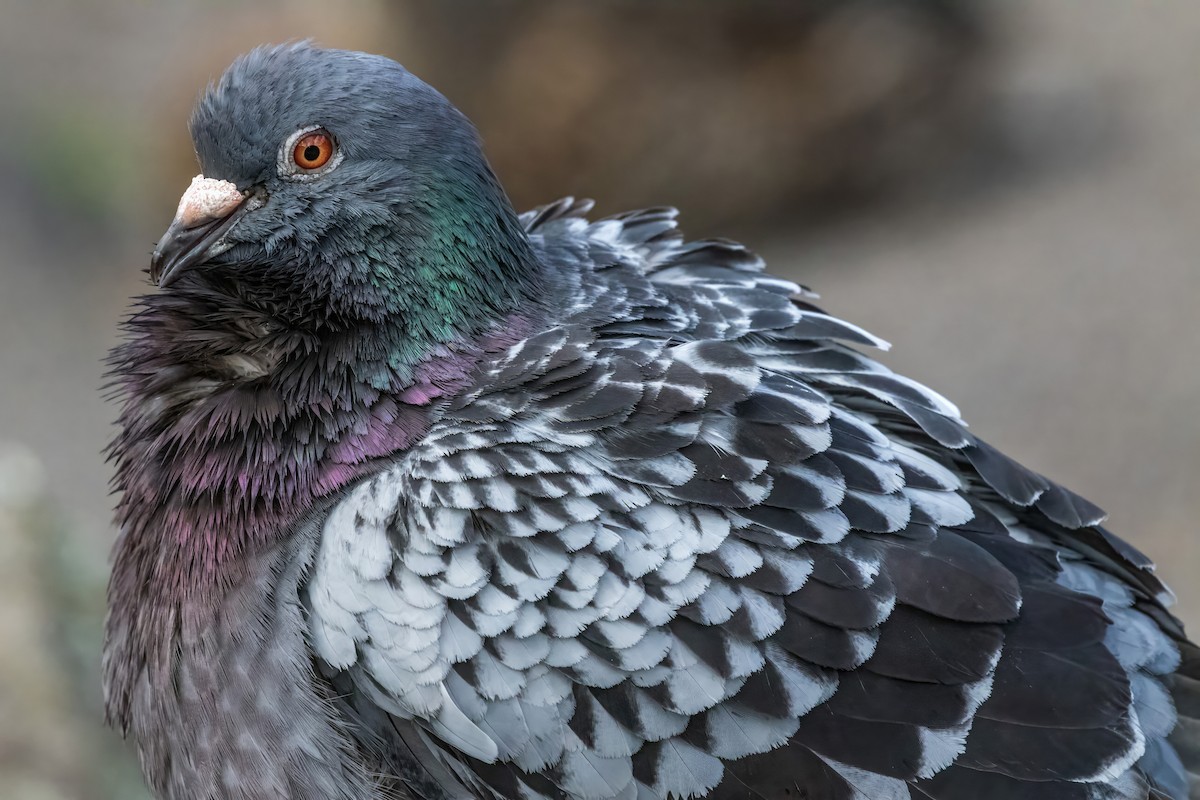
<box><xmin>150</xmin><ymin>175</ymin><xmax>265</xmax><ymax>288</ymax></box>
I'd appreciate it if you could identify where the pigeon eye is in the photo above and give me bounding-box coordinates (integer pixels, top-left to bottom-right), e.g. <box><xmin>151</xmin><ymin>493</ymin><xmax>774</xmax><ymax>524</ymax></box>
<box><xmin>291</xmin><ymin>130</ymin><xmax>335</xmax><ymax>171</ymax></box>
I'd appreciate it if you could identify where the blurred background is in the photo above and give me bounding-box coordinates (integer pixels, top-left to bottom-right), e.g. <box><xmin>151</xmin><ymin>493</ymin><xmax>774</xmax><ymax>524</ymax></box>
<box><xmin>1</xmin><ymin>1</ymin><xmax>1199</xmax><ymax>796</ymax></box>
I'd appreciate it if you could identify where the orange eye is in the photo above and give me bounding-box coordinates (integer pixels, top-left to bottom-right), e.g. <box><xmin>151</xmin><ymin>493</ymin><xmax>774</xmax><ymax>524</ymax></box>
<box><xmin>292</xmin><ymin>130</ymin><xmax>335</xmax><ymax>170</ymax></box>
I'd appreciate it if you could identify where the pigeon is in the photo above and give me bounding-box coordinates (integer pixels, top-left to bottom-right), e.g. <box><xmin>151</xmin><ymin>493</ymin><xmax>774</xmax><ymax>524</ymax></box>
<box><xmin>104</xmin><ymin>43</ymin><xmax>1200</xmax><ymax>800</ymax></box>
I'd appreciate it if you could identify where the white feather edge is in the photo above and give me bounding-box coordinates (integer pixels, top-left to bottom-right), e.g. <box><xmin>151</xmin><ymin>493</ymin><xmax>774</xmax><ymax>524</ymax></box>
<box><xmin>430</xmin><ymin>684</ymin><xmax>501</xmax><ymax>763</ymax></box>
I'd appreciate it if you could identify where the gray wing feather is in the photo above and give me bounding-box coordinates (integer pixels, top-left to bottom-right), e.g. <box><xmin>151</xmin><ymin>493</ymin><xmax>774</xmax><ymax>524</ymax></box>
<box><xmin>305</xmin><ymin>201</ymin><xmax>1193</xmax><ymax>800</ymax></box>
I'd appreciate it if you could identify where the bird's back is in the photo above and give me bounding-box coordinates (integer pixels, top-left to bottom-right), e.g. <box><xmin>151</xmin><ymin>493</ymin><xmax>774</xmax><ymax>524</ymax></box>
<box><xmin>303</xmin><ymin>198</ymin><xmax>1200</xmax><ymax>800</ymax></box>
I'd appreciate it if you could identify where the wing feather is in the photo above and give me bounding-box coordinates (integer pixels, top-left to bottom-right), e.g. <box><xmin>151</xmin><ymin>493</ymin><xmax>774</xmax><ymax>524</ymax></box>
<box><xmin>302</xmin><ymin>203</ymin><xmax>1193</xmax><ymax>799</ymax></box>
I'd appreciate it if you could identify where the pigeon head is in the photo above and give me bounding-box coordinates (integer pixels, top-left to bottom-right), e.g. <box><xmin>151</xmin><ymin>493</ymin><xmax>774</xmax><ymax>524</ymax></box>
<box><xmin>152</xmin><ymin>42</ymin><xmax>540</xmax><ymax>328</ymax></box>
<box><xmin>107</xmin><ymin>44</ymin><xmax>550</xmax><ymax>597</ymax></box>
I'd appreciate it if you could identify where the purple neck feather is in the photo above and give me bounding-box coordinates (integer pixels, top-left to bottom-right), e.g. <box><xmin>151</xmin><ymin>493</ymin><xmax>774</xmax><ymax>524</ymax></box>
<box><xmin>106</xmin><ymin>289</ymin><xmax>531</xmax><ymax>674</ymax></box>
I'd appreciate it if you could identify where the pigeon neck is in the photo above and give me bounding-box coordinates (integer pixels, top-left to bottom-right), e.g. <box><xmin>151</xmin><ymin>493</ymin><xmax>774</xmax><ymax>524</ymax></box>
<box><xmin>325</xmin><ymin>175</ymin><xmax>543</xmax><ymax>329</ymax></box>
<box><xmin>107</xmin><ymin>303</ymin><xmax>532</xmax><ymax>569</ymax></box>
<box><xmin>103</xmin><ymin>281</ymin><xmax>535</xmax><ymax>728</ymax></box>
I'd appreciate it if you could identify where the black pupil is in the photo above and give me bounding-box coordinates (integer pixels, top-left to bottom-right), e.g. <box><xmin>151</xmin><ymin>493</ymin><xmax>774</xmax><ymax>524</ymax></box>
<box><xmin>303</xmin><ymin>144</ymin><xmax>322</xmax><ymax>163</ymax></box>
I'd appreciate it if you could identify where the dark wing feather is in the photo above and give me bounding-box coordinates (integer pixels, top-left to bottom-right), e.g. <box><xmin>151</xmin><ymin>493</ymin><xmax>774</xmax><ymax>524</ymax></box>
<box><xmin>302</xmin><ymin>201</ymin><xmax>1196</xmax><ymax>800</ymax></box>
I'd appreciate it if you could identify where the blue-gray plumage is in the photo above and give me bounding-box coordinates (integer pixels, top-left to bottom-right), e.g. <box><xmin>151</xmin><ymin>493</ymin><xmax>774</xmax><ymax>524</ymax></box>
<box><xmin>104</xmin><ymin>42</ymin><xmax>1199</xmax><ymax>800</ymax></box>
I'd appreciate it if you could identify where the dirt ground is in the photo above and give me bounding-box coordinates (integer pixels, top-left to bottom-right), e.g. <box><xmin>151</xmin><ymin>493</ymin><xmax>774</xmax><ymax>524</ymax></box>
<box><xmin>1</xmin><ymin>1</ymin><xmax>1199</xmax><ymax>796</ymax></box>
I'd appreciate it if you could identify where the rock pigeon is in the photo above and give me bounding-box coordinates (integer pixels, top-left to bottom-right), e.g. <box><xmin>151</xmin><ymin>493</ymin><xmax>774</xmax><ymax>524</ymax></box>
<box><xmin>104</xmin><ymin>43</ymin><xmax>1200</xmax><ymax>800</ymax></box>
